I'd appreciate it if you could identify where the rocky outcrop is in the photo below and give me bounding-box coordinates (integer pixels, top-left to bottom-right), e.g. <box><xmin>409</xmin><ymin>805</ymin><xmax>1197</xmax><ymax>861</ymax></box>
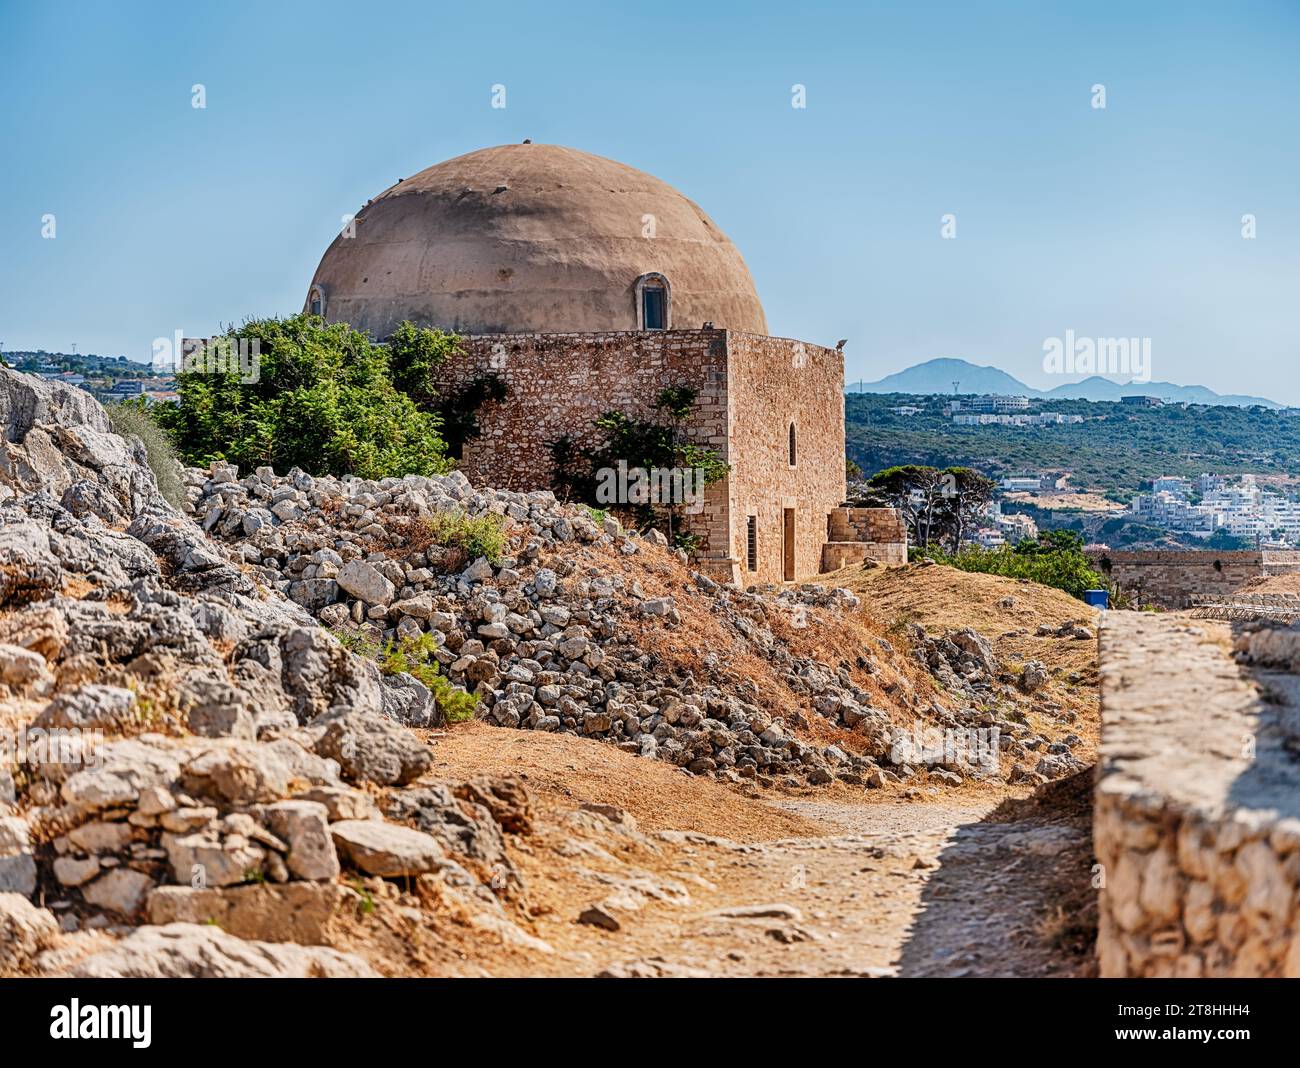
<box><xmin>0</xmin><ymin>369</ymin><xmax>539</xmax><ymax>975</ymax></box>
<box><xmin>62</xmin><ymin>922</ymin><xmax>378</xmax><ymax>978</ymax></box>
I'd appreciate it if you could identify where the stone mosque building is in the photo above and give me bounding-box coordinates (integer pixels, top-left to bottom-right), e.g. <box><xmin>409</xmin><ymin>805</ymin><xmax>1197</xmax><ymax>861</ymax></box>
<box><xmin>305</xmin><ymin>143</ymin><xmax>903</xmax><ymax>585</ymax></box>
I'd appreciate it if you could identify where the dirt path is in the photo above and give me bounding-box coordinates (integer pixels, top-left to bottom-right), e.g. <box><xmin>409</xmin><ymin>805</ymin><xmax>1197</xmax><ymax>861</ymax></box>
<box><xmin>435</xmin><ymin>774</ymin><xmax>1099</xmax><ymax>978</ymax></box>
<box><xmin>353</xmin><ymin>725</ymin><xmax>1097</xmax><ymax>977</ymax></box>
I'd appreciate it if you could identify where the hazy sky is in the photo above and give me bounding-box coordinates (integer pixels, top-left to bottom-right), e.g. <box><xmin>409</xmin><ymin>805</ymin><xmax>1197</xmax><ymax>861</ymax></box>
<box><xmin>2</xmin><ymin>1</ymin><xmax>1298</xmax><ymax>399</ymax></box>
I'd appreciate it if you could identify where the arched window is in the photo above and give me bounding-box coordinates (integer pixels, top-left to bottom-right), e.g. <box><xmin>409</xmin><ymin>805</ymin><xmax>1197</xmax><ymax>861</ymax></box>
<box><xmin>308</xmin><ymin>285</ymin><xmax>325</xmax><ymax>317</ymax></box>
<box><xmin>788</xmin><ymin>422</ymin><xmax>797</xmax><ymax>466</ymax></box>
<box><xmin>633</xmin><ymin>273</ymin><xmax>671</xmax><ymax>330</ymax></box>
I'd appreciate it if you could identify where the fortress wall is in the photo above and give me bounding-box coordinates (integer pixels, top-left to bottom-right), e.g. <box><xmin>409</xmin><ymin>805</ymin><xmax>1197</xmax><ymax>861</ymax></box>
<box><xmin>1095</xmin><ymin>613</ymin><xmax>1300</xmax><ymax>977</ymax></box>
<box><xmin>1094</xmin><ymin>550</ymin><xmax>1300</xmax><ymax>608</ymax></box>
<box><xmin>438</xmin><ymin>329</ymin><xmax>850</xmax><ymax>584</ymax></box>
<box><xmin>725</xmin><ymin>332</ymin><xmax>846</xmax><ymax>583</ymax></box>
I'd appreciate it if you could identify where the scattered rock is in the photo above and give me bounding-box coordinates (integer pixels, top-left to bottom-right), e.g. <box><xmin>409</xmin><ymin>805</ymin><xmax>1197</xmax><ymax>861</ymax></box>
<box><xmin>330</xmin><ymin>819</ymin><xmax>445</xmax><ymax>877</ymax></box>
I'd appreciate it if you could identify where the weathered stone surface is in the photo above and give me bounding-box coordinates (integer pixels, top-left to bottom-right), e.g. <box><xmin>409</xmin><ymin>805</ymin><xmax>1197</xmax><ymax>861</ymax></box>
<box><xmin>263</xmin><ymin>800</ymin><xmax>339</xmax><ymax>881</ymax></box>
<box><xmin>295</xmin><ymin>785</ymin><xmax>379</xmax><ymax>822</ymax></box>
<box><xmin>146</xmin><ymin>883</ymin><xmax>353</xmax><ymax>944</ymax></box>
<box><xmin>314</xmin><ymin>711</ymin><xmax>431</xmax><ymax>786</ymax></box>
<box><xmin>0</xmin><ymin>893</ymin><xmax>58</xmax><ymax>973</ymax></box>
<box><xmin>181</xmin><ymin>744</ymin><xmax>293</xmax><ymax>805</ymax></box>
<box><xmin>0</xmin><ymin>642</ymin><xmax>51</xmax><ymax>688</ymax></box>
<box><xmin>68</xmin><ymin>821</ymin><xmax>134</xmax><ymax>854</ymax></box>
<box><xmin>81</xmin><ymin>868</ymin><xmax>155</xmax><ymax>917</ymax></box>
<box><xmin>0</xmin><ymin>816</ymin><xmax>37</xmax><ymax>896</ymax></box>
<box><xmin>179</xmin><ymin>677</ymin><xmax>257</xmax><ymax>739</ymax></box>
<box><xmin>162</xmin><ymin>829</ymin><xmax>266</xmax><ymax>888</ymax></box>
<box><xmin>337</xmin><ymin>560</ymin><xmax>395</xmax><ymax>605</ymax></box>
<box><xmin>60</xmin><ymin>740</ymin><xmax>182</xmax><ymax>812</ymax></box>
<box><xmin>35</xmin><ymin>684</ymin><xmax>137</xmax><ymax>730</ymax></box>
<box><xmin>330</xmin><ymin>819</ymin><xmax>445</xmax><ymax>877</ymax></box>
<box><xmin>53</xmin><ymin>855</ymin><xmax>102</xmax><ymax>887</ymax></box>
<box><xmin>64</xmin><ymin>922</ymin><xmax>378</xmax><ymax>978</ymax></box>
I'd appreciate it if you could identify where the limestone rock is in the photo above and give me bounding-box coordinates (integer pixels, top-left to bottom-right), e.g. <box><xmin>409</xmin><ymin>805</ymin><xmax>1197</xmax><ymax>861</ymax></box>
<box><xmin>314</xmin><ymin>710</ymin><xmax>431</xmax><ymax>786</ymax></box>
<box><xmin>64</xmin><ymin>922</ymin><xmax>378</xmax><ymax>978</ymax></box>
<box><xmin>337</xmin><ymin>560</ymin><xmax>395</xmax><ymax>605</ymax></box>
<box><xmin>263</xmin><ymin>800</ymin><xmax>340</xmax><ymax>881</ymax></box>
<box><xmin>146</xmin><ymin>882</ymin><xmax>353</xmax><ymax>944</ymax></box>
<box><xmin>81</xmin><ymin>868</ymin><xmax>155</xmax><ymax>917</ymax></box>
<box><xmin>0</xmin><ymin>892</ymin><xmax>59</xmax><ymax>973</ymax></box>
<box><xmin>330</xmin><ymin>819</ymin><xmax>445</xmax><ymax>877</ymax></box>
<box><xmin>0</xmin><ymin>816</ymin><xmax>37</xmax><ymax>896</ymax></box>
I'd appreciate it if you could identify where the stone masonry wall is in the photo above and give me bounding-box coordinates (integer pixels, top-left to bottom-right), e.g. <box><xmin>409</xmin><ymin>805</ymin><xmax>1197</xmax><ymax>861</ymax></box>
<box><xmin>1095</xmin><ymin>550</ymin><xmax>1300</xmax><ymax>609</ymax></box>
<box><xmin>435</xmin><ymin>329</ymin><xmax>846</xmax><ymax>586</ymax></box>
<box><xmin>438</xmin><ymin>330</ymin><xmax>730</xmax><ymax>560</ymax></box>
<box><xmin>725</xmin><ymin>333</ymin><xmax>845</xmax><ymax>584</ymax></box>
<box><xmin>1096</xmin><ymin>612</ymin><xmax>1300</xmax><ymax>977</ymax></box>
<box><xmin>822</xmin><ymin>507</ymin><xmax>908</xmax><ymax>571</ymax></box>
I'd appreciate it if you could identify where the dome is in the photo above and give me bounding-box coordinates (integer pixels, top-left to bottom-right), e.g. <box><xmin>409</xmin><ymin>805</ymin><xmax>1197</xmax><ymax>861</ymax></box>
<box><xmin>305</xmin><ymin>143</ymin><xmax>767</xmax><ymax>338</ymax></box>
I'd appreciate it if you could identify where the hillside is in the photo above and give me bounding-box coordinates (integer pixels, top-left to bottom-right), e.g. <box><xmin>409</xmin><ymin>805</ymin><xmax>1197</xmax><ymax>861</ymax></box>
<box><xmin>857</xmin><ymin>357</ymin><xmax>1279</xmax><ymax>408</ymax></box>
<box><xmin>0</xmin><ymin>367</ymin><xmax>1099</xmax><ymax>978</ymax></box>
<box><xmin>846</xmin><ymin>391</ymin><xmax>1300</xmax><ymax>500</ymax></box>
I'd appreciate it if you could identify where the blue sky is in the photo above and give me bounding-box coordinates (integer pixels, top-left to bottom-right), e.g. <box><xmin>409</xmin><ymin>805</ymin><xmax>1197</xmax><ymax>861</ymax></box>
<box><xmin>2</xmin><ymin>0</ymin><xmax>1298</xmax><ymax>399</ymax></box>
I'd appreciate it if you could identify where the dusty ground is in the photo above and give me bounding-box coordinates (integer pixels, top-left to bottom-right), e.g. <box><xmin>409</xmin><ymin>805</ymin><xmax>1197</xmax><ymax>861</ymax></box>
<box><xmin>335</xmin><ymin>725</ymin><xmax>1098</xmax><ymax>977</ymax></box>
<box><xmin>1242</xmin><ymin>572</ymin><xmax>1300</xmax><ymax>594</ymax></box>
<box><xmin>366</xmin><ymin>564</ymin><xmax>1102</xmax><ymax>979</ymax></box>
<box><xmin>425</xmin><ymin>720</ymin><xmax>823</xmax><ymax>842</ymax></box>
<box><xmin>1004</xmin><ymin>491</ymin><xmax>1124</xmax><ymax>514</ymax></box>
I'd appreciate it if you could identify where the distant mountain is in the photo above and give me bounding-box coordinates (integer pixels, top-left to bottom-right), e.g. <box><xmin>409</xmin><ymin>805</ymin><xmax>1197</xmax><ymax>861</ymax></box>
<box><xmin>855</xmin><ymin>358</ymin><xmax>1281</xmax><ymax>409</ymax></box>
<box><xmin>857</xmin><ymin>358</ymin><xmax>1029</xmax><ymax>398</ymax></box>
<box><xmin>1042</xmin><ymin>376</ymin><xmax>1280</xmax><ymax>408</ymax></box>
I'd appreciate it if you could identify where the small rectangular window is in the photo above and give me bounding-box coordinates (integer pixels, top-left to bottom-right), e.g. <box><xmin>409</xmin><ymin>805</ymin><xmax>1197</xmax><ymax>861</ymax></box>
<box><xmin>746</xmin><ymin>515</ymin><xmax>757</xmax><ymax>572</ymax></box>
<box><xmin>643</xmin><ymin>288</ymin><xmax>666</xmax><ymax>329</ymax></box>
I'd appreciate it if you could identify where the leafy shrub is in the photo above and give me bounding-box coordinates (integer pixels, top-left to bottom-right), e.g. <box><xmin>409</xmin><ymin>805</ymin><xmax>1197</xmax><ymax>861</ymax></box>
<box><xmin>106</xmin><ymin>398</ymin><xmax>187</xmax><ymax>509</ymax></box>
<box><xmin>380</xmin><ymin>633</ymin><xmax>479</xmax><ymax>723</ymax></box>
<box><xmin>547</xmin><ymin>386</ymin><xmax>728</xmax><ymax>547</ymax></box>
<box><xmin>331</xmin><ymin>629</ymin><xmax>478</xmax><ymax>724</ymax></box>
<box><xmin>425</xmin><ymin>509</ymin><xmax>507</xmax><ymax>565</ymax></box>
<box><xmin>153</xmin><ymin>315</ymin><xmax>451</xmax><ymax>481</ymax></box>
<box><xmin>385</xmin><ymin>321</ymin><xmax>464</xmax><ymax>400</ymax></box>
<box><xmin>923</xmin><ymin>530</ymin><xmax>1105</xmax><ymax>601</ymax></box>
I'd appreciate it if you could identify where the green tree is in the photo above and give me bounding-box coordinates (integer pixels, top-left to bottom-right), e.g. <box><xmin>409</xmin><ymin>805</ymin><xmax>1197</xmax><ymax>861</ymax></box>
<box><xmin>857</xmin><ymin>465</ymin><xmax>949</xmax><ymax>548</ymax></box>
<box><xmin>934</xmin><ymin>467</ymin><xmax>997</xmax><ymax>549</ymax></box>
<box><xmin>154</xmin><ymin>315</ymin><xmax>451</xmax><ymax>481</ymax></box>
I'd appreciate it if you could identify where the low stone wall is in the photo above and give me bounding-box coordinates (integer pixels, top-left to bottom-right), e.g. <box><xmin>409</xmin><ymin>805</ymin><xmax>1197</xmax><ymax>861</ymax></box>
<box><xmin>820</xmin><ymin>507</ymin><xmax>907</xmax><ymax>571</ymax></box>
<box><xmin>1096</xmin><ymin>612</ymin><xmax>1300</xmax><ymax>977</ymax></box>
<box><xmin>1094</xmin><ymin>549</ymin><xmax>1300</xmax><ymax>609</ymax></box>
<box><xmin>828</xmin><ymin>506</ymin><xmax>906</xmax><ymax>544</ymax></box>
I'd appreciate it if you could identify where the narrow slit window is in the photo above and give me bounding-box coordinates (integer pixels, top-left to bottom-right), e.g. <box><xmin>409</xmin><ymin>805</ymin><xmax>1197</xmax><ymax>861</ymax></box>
<box><xmin>746</xmin><ymin>515</ymin><xmax>758</xmax><ymax>572</ymax></box>
<box><xmin>788</xmin><ymin>422</ymin><xmax>797</xmax><ymax>466</ymax></box>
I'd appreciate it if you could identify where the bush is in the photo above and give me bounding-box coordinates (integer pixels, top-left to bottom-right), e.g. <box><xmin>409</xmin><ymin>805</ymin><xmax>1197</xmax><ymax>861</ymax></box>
<box><xmin>106</xmin><ymin>399</ymin><xmax>186</xmax><ymax>509</ymax></box>
<box><xmin>425</xmin><ymin>509</ymin><xmax>507</xmax><ymax>565</ymax></box>
<box><xmin>923</xmin><ymin>536</ymin><xmax>1105</xmax><ymax>601</ymax></box>
<box><xmin>153</xmin><ymin>315</ymin><xmax>451</xmax><ymax>481</ymax></box>
<box><xmin>380</xmin><ymin>633</ymin><xmax>478</xmax><ymax>723</ymax></box>
<box><xmin>331</xmin><ymin>629</ymin><xmax>478</xmax><ymax>724</ymax></box>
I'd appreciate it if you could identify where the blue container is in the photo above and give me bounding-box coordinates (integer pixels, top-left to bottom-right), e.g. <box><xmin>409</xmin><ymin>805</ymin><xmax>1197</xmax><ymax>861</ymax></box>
<box><xmin>1083</xmin><ymin>589</ymin><xmax>1109</xmax><ymax>610</ymax></box>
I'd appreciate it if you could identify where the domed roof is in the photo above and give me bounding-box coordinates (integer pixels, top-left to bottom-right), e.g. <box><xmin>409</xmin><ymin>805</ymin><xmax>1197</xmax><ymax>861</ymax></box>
<box><xmin>305</xmin><ymin>143</ymin><xmax>767</xmax><ymax>337</ymax></box>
